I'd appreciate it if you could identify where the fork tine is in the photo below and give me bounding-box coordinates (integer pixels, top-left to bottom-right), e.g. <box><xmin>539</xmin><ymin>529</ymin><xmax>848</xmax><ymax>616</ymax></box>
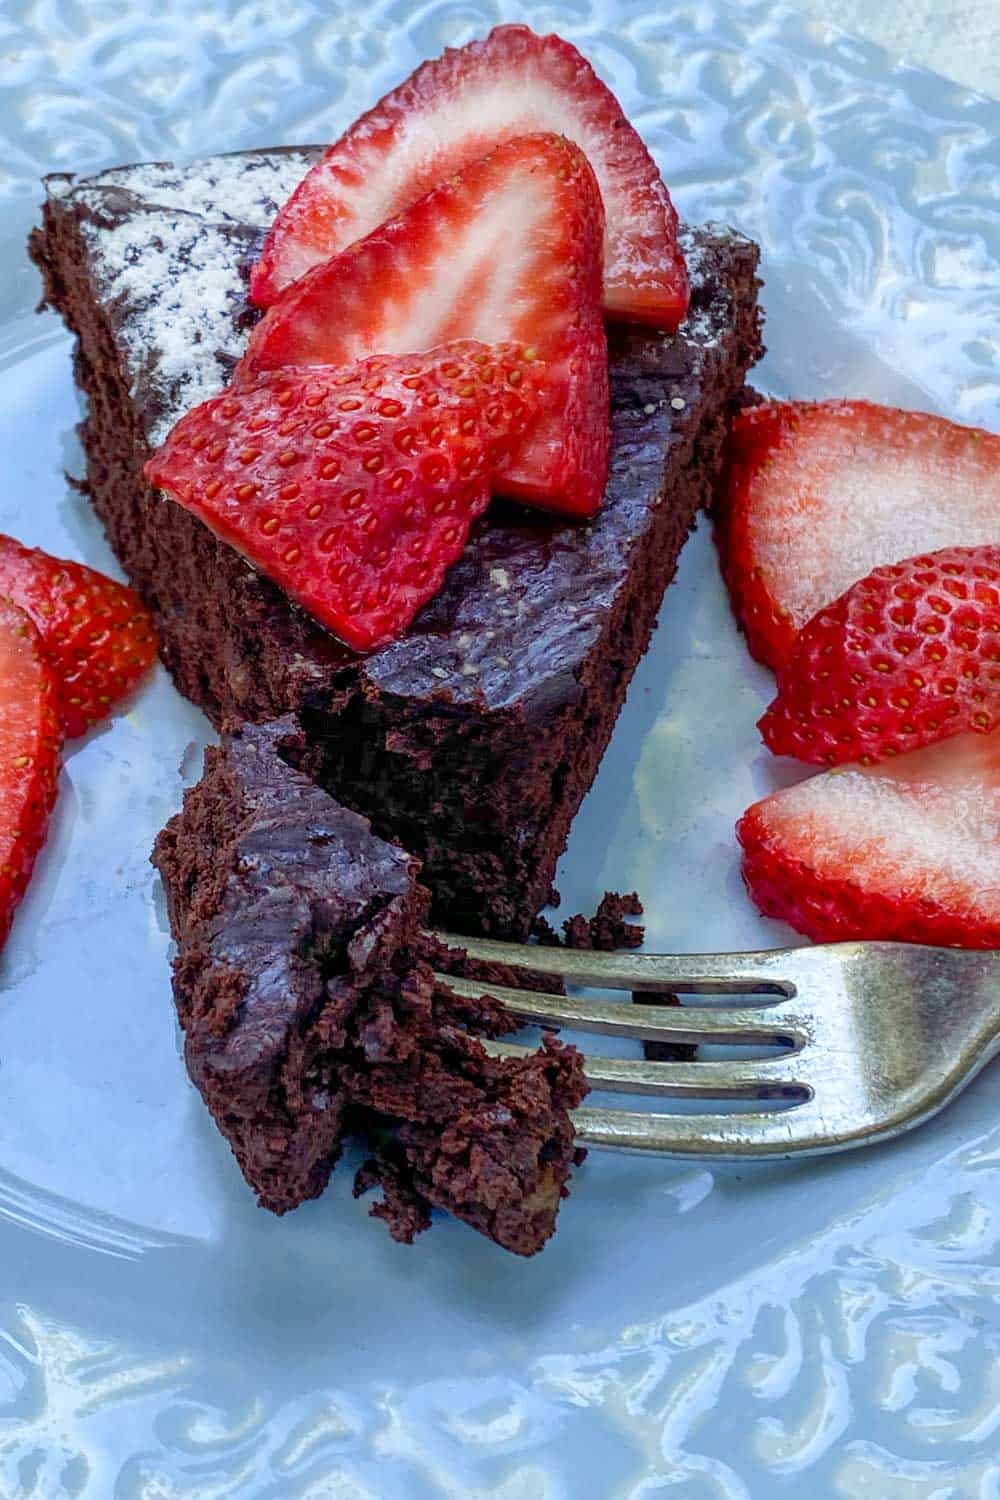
<box><xmin>573</xmin><ymin>1102</ymin><xmax>827</xmax><ymax>1157</ymax></box>
<box><xmin>438</xmin><ymin>974</ymin><xmax>810</xmax><ymax>1047</ymax></box>
<box><xmin>432</xmin><ymin>933</ymin><xmax>797</xmax><ymax>995</ymax></box>
<box><xmin>487</xmin><ymin>1040</ymin><xmax>812</xmax><ymax>1099</ymax></box>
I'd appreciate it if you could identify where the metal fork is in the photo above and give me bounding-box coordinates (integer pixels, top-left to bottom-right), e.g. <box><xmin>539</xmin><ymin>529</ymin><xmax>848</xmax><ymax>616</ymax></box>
<box><xmin>433</xmin><ymin>936</ymin><xmax>1000</xmax><ymax>1158</ymax></box>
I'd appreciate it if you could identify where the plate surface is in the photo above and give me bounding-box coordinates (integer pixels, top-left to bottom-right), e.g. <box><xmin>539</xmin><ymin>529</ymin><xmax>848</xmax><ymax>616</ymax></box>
<box><xmin>1</xmin><ymin>1</ymin><xmax>999</xmax><ymax>1494</ymax></box>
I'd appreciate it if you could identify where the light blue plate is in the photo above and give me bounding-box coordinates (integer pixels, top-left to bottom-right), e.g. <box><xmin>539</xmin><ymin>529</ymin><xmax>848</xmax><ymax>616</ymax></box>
<box><xmin>1</xmin><ymin>1</ymin><xmax>998</xmax><ymax>1493</ymax></box>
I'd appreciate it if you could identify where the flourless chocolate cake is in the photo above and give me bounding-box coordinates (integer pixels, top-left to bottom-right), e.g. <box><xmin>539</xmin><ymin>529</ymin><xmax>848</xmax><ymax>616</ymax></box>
<box><xmin>154</xmin><ymin>717</ymin><xmax>587</xmax><ymax>1255</ymax></box>
<box><xmin>30</xmin><ymin>147</ymin><xmax>762</xmax><ymax>938</ymax></box>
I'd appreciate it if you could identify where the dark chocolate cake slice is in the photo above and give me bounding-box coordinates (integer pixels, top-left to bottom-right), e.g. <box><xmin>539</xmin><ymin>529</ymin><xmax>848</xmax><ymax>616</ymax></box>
<box><xmin>31</xmin><ymin>148</ymin><xmax>762</xmax><ymax>936</ymax></box>
<box><xmin>153</xmin><ymin>717</ymin><xmax>586</xmax><ymax>1255</ymax></box>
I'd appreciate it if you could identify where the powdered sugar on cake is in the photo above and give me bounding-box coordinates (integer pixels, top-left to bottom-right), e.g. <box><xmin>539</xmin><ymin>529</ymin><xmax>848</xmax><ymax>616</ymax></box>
<box><xmin>77</xmin><ymin>151</ymin><xmax>313</xmax><ymax>231</ymax></box>
<box><xmin>82</xmin><ymin>216</ymin><xmax>253</xmax><ymax>447</ymax></box>
<box><xmin>66</xmin><ymin>151</ymin><xmax>311</xmax><ymax>447</ymax></box>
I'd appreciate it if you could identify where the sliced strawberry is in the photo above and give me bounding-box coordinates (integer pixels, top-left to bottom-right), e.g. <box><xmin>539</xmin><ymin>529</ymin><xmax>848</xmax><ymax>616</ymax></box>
<box><xmin>241</xmin><ymin>133</ymin><xmax>609</xmax><ymax>518</ymax></box>
<box><xmin>760</xmin><ymin>546</ymin><xmax>1000</xmax><ymax>767</ymax></box>
<box><xmin>145</xmin><ymin>345</ymin><xmax>544</xmax><ymax>652</ymax></box>
<box><xmin>0</xmin><ymin>537</ymin><xmax>158</xmax><ymax>739</ymax></box>
<box><xmin>0</xmin><ymin>599</ymin><xmax>62</xmax><ymax>949</ymax></box>
<box><xmin>250</xmin><ymin>24</ymin><xmax>688</xmax><ymax>329</ymax></box>
<box><xmin>716</xmin><ymin>402</ymin><xmax>1000</xmax><ymax>672</ymax></box>
<box><xmin>738</xmin><ymin>728</ymin><xmax>1000</xmax><ymax>947</ymax></box>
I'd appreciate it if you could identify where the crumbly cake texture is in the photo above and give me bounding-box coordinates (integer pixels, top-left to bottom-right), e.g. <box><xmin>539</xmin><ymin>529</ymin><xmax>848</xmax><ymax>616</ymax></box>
<box><xmin>533</xmin><ymin>890</ymin><xmax>645</xmax><ymax>949</ymax></box>
<box><xmin>31</xmin><ymin>148</ymin><xmax>763</xmax><ymax>937</ymax></box>
<box><xmin>152</xmin><ymin>718</ymin><xmax>587</xmax><ymax>1255</ymax></box>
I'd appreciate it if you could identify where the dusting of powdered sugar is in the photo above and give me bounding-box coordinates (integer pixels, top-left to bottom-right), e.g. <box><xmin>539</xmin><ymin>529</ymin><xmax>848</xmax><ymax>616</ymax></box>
<box><xmin>75</xmin><ymin>150</ymin><xmax>314</xmax><ymax>229</ymax></box>
<box><xmin>67</xmin><ymin>151</ymin><xmax>313</xmax><ymax>446</ymax></box>
<box><xmin>682</xmin><ymin>306</ymin><xmax>723</xmax><ymax>349</ymax></box>
<box><xmin>81</xmin><ymin>212</ymin><xmax>254</xmax><ymax>446</ymax></box>
<box><xmin>675</xmin><ymin>224</ymin><xmax>744</xmax><ymax>350</ymax></box>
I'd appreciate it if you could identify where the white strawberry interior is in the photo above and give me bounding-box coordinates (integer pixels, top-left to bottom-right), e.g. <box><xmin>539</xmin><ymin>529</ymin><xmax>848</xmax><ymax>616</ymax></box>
<box><xmin>759</xmin><ymin>730</ymin><xmax>1000</xmax><ymax>916</ymax></box>
<box><xmin>378</xmin><ymin>171</ymin><xmax>556</xmax><ymax>350</ymax></box>
<box><xmin>306</xmin><ymin>81</ymin><xmax>642</xmax><ymax>292</ymax></box>
<box><xmin>331</xmin><ymin>90</ymin><xmax>590</xmax><ymax>235</ymax></box>
<box><xmin>749</xmin><ymin>406</ymin><xmax>1000</xmax><ymax>632</ymax></box>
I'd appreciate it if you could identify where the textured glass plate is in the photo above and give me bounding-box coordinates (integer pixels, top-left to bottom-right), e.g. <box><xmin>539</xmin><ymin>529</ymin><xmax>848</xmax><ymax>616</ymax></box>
<box><xmin>1</xmin><ymin>1</ymin><xmax>999</xmax><ymax>1494</ymax></box>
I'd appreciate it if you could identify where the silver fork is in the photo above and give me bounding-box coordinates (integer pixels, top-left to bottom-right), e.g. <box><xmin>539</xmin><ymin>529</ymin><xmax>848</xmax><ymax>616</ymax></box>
<box><xmin>433</xmin><ymin>936</ymin><xmax>1000</xmax><ymax>1158</ymax></box>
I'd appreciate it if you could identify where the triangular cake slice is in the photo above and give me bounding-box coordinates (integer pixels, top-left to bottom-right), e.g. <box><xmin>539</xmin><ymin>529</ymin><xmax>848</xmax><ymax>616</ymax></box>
<box><xmin>153</xmin><ymin>717</ymin><xmax>587</xmax><ymax>1255</ymax></box>
<box><xmin>31</xmin><ymin>148</ymin><xmax>762</xmax><ymax>937</ymax></box>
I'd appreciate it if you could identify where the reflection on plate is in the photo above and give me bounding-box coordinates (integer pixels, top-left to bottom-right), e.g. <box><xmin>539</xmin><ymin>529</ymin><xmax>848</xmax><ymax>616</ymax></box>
<box><xmin>0</xmin><ymin>0</ymin><xmax>998</xmax><ymax>1493</ymax></box>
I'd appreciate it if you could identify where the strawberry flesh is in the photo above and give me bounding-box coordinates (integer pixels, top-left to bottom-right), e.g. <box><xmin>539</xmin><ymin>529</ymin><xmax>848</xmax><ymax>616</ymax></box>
<box><xmin>145</xmin><ymin>345</ymin><xmax>544</xmax><ymax>652</ymax></box>
<box><xmin>738</xmin><ymin>728</ymin><xmax>1000</xmax><ymax>948</ymax></box>
<box><xmin>0</xmin><ymin>599</ymin><xmax>63</xmax><ymax>949</ymax></box>
<box><xmin>250</xmin><ymin>24</ymin><xmax>688</xmax><ymax>329</ymax></box>
<box><xmin>760</xmin><ymin>546</ymin><xmax>1000</xmax><ymax>767</ymax></box>
<box><xmin>716</xmin><ymin>401</ymin><xmax>1000</xmax><ymax>672</ymax></box>
<box><xmin>0</xmin><ymin>536</ymin><xmax>158</xmax><ymax>738</ymax></box>
<box><xmin>241</xmin><ymin>133</ymin><xmax>609</xmax><ymax>518</ymax></box>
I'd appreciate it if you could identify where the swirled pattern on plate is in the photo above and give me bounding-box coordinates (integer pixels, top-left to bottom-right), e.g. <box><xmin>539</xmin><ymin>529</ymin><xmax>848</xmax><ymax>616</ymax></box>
<box><xmin>3</xmin><ymin>1125</ymin><xmax>1000</xmax><ymax>1496</ymax></box>
<box><xmin>1</xmin><ymin>0</ymin><xmax>999</xmax><ymax>1494</ymax></box>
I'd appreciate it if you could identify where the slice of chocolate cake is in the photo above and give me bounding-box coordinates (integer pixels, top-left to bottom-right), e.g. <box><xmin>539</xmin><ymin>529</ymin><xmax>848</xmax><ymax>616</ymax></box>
<box><xmin>153</xmin><ymin>717</ymin><xmax>586</xmax><ymax>1255</ymax></box>
<box><xmin>31</xmin><ymin>148</ymin><xmax>762</xmax><ymax>936</ymax></box>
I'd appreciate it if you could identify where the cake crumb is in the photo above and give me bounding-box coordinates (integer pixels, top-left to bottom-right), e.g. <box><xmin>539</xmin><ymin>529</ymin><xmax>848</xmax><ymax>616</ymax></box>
<box><xmin>355</xmin><ymin>1157</ymin><xmax>432</xmax><ymax>1244</ymax></box>
<box><xmin>564</xmin><ymin>891</ymin><xmax>645</xmax><ymax>950</ymax></box>
<box><xmin>530</xmin><ymin>891</ymin><xmax>645</xmax><ymax>951</ymax></box>
<box><xmin>530</xmin><ymin>913</ymin><xmax>561</xmax><ymax>945</ymax></box>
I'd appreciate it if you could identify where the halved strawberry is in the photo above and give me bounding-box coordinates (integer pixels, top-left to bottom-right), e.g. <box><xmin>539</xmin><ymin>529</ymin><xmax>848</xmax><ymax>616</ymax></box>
<box><xmin>241</xmin><ymin>133</ymin><xmax>609</xmax><ymax>518</ymax></box>
<box><xmin>145</xmin><ymin>345</ymin><xmax>544</xmax><ymax>652</ymax></box>
<box><xmin>0</xmin><ymin>537</ymin><xmax>158</xmax><ymax>738</ymax></box>
<box><xmin>250</xmin><ymin>24</ymin><xmax>688</xmax><ymax>329</ymax></box>
<box><xmin>760</xmin><ymin>546</ymin><xmax>1000</xmax><ymax>767</ymax></box>
<box><xmin>738</xmin><ymin>728</ymin><xmax>1000</xmax><ymax>947</ymax></box>
<box><xmin>716</xmin><ymin>402</ymin><xmax>1000</xmax><ymax>672</ymax></box>
<box><xmin>0</xmin><ymin>599</ymin><xmax>62</xmax><ymax>949</ymax></box>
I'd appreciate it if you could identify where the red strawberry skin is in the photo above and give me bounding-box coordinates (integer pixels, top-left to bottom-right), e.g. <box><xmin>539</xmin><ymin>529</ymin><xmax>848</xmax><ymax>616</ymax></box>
<box><xmin>0</xmin><ymin>599</ymin><xmax>63</xmax><ymax>949</ymax></box>
<box><xmin>0</xmin><ymin>537</ymin><xmax>158</xmax><ymax>739</ymax></box>
<box><xmin>760</xmin><ymin>546</ymin><xmax>1000</xmax><ymax>767</ymax></box>
<box><xmin>145</xmin><ymin>345</ymin><xmax>543</xmax><ymax>652</ymax></box>
<box><xmin>250</xmin><ymin>25</ymin><xmax>688</xmax><ymax>329</ymax></box>
<box><xmin>716</xmin><ymin>402</ymin><xmax>1000</xmax><ymax>672</ymax></box>
<box><xmin>738</xmin><ymin>729</ymin><xmax>1000</xmax><ymax>948</ymax></box>
<box><xmin>242</xmin><ymin>133</ymin><xmax>609</xmax><ymax>518</ymax></box>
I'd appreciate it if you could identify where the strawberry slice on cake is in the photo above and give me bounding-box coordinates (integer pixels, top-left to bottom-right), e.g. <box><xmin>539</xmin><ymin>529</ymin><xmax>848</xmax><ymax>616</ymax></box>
<box><xmin>146</xmin><ymin>344</ymin><xmax>547</xmax><ymax>651</ymax></box>
<box><xmin>716</xmin><ymin>401</ymin><xmax>1000</xmax><ymax>671</ymax></box>
<box><xmin>249</xmin><ymin>24</ymin><xmax>688</xmax><ymax>330</ymax></box>
<box><xmin>241</xmin><ymin>133</ymin><xmax>609</xmax><ymax>517</ymax></box>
